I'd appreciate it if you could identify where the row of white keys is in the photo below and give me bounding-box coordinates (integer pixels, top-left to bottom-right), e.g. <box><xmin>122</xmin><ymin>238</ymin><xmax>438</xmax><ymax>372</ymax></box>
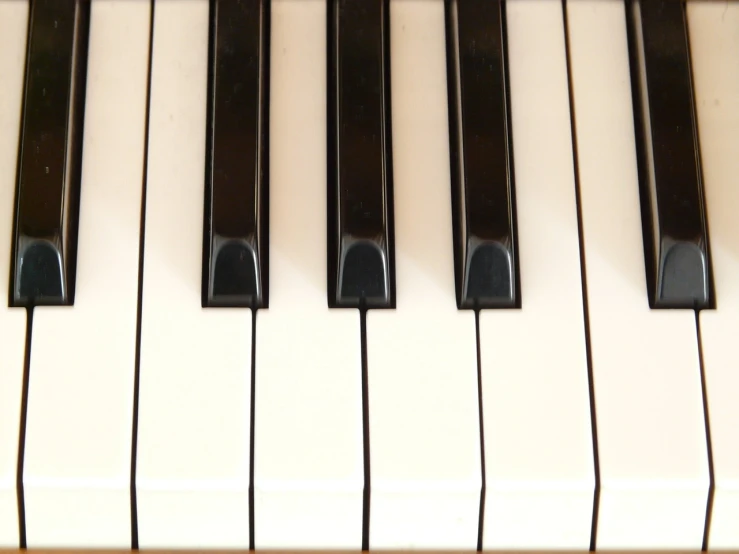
<box><xmin>20</xmin><ymin>1</ymin><xmax>150</xmax><ymax>547</ymax></box>
<box><xmin>365</xmin><ymin>0</ymin><xmax>480</xmax><ymax>549</ymax></box>
<box><xmin>253</xmin><ymin>0</ymin><xmax>363</xmax><ymax>549</ymax></box>
<box><xmin>688</xmin><ymin>2</ymin><xmax>739</xmax><ymax>549</ymax></box>
<box><xmin>134</xmin><ymin>0</ymin><xmax>252</xmax><ymax>548</ymax></box>
<box><xmin>478</xmin><ymin>1</ymin><xmax>593</xmax><ymax>548</ymax></box>
<box><xmin>0</xmin><ymin>0</ymin><xmax>28</xmax><ymax>547</ymax></box>
<box><xmin>4</xmin><ymin>1</ymin><xmax>737</xmax><ymax>552</ymax></box>
<box><xmin>567</xmin><ymin>0</ymin><xmax>710</xmax><ymax>549</ymax></box>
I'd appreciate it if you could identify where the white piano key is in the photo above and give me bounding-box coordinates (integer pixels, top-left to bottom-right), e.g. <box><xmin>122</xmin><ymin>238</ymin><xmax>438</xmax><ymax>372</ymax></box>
<box><xmin>479</xmin><ymin>1</ymin><xmax>594</xmax><ymax>548</ymax></box>
<box><xmin>253</xmin><ymin>0</ymin><xmax>363</xmax><ymax>548</ymax></box>
<box><xmin>365</xmin><ymin>1</ymin><xmax>480</xmax><ymax>548</ymax></box>
<box><xmin>0</xmin><ymin>0</ymin><xmax>29</xmax><ymax>547</ymax></box>
<box><xmin>135</xmin><ymin>0</ymin><xmax>252</xmax><ymax>547</ymax></box>
<box><xmin>567</xmin><ymin>1</ymin><xmax>709</xmax><ymax>548</ymax></box>
<box><xmin>688</xmin><ymin>2</ymin><xmax>739</xmax><ymax>548</ymax></box>
<box><xmin>21</xmin><ymin>1</ymin><xmax>150</xmax><ymax>547</ymax></box>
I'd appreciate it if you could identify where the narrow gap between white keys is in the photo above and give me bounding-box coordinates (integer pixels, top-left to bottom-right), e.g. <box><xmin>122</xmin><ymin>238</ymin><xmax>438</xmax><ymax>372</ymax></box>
<box><xmin>561</xmin><ymin>1</ymin><xmax>601</xmax><ymax>549</ymax></box>
<box><xmin>129</xmin><ymin>1</ymin><xmax>157</xmax><ymax>548</ymax></box>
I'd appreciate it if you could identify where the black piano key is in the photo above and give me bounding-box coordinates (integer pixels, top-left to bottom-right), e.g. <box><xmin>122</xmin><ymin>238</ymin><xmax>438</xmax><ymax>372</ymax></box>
<box><xmin>204</xmin><ymin>0</ymin><xmax>269</xmax><ymax>308</ymax></box>
<box><xmin>328</xmin><ymin>0</ymin><xmax>394</xmax><ymax>309</ymax></box>
<box><xmin>11</xmin><ymin>0</ymin><xmax>90</xmax><ymax>307</ymax></box>
<box><xmin>445</xmin><ymin>0</ymin><xmax>518</xmax><ymax>309</ymax></box>
<box><xmin>626</xmin><ymin>0</ymin><xmax>712</xmax><ymax>309</ymax></box>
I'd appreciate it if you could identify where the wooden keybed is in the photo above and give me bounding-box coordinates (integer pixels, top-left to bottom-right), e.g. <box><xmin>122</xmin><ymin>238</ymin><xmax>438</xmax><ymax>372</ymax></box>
<box><xmin>0</xmin><ymin>548</ymin><xmax>739</xmax><ymax>554</ymax></box>
<box><xmin>1</xmin><ymin>551</ymin><xmax>732</xmax><ymax>554</ymax></box>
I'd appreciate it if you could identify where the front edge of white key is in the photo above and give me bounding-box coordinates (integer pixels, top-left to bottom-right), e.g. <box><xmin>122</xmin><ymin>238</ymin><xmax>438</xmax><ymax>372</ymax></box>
<box><xmin>136</xmin><ymin>0</ymin><xmax>252</xmax><ymax>547</ymax></box>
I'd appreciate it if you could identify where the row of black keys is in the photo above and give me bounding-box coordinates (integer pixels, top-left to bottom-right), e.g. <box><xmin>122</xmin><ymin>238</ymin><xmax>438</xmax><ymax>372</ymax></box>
<box><xmin>11</xmin><ymin>0</ymin><xmax>710</xmax><ymax>311</ymax></box>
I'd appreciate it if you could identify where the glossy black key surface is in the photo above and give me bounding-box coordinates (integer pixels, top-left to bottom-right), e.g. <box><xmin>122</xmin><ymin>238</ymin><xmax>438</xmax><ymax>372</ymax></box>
<box><xmin>626</xmin><ymin>0</ymin><xmax>711</xmax><ymax>309</ymax></box>
<box><xmin>204</xmin><ymin>0</ymin><xmax>269</xmax><ymax>308</ymax></box>
<box><xmin>328</xmin><ymin>0</ymin><xmax>394</xmax><ymax>308</ymax></box>
<box><xmin>445</xmin><ymin>0</ymin><xmax>517</xmax><ymax>309</ymax></box>
<box><xmin>12</xmin><ymin>0</ymin><xmax>90</xmax><ymax>307</ymax></box>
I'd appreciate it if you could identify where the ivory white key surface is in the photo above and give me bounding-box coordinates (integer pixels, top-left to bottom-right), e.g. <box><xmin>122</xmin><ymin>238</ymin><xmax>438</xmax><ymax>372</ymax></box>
<box><xmin>688</xmin><ymin>2</ymin><xmax>739</xmax><ymax>548</ymax></box>
<box><xmin>136</xmin><ymin>0</ymin><xmax>252</xmax><ymax>547</ymax></box>
<box><xmin>253</xmin><ymin>0</ymin><xmax>363</xmax><ymax>548</ymax></box>
<box><xmin>567</xmin><ymin>1</ymin><xmax>709</xmax><ymax>548</ymax></box>
<box><xmin>365</xmin><ymin>1</ymin><xmax>480</xmax><ymax>548</ymax></box>
<box><xmin>22</xmin><ymin>1</ymin><xmax>151</xmax><ymax>547</ymax></box>
<box><xmin>479</xmin><ymin>1</ymin><xmax>594</xmax><ymax>548</ymax></box>
<box><xmin>0</xmin><ymin>1</ymin><xmax>28</xmax><ymax>547</ymax></box>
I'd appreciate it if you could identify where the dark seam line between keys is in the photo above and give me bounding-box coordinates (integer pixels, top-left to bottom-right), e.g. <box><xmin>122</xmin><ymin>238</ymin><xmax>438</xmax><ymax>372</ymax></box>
<box><xmin>360</xmin><ymin>306</ymin><xmax>371</xmax><ymax>551</ymax></box>
<box><xmin>249</xmin><ymin>307</ymin><xmax>257</xmax><ymax>551</ymax></box>
<box><xmin>250</xmin><ymin>0</ymin><xmax>270</xmax><ymax>546</ymax></box>
<box><xmin>16</xmin><ymin>308</ymin><xmax>33</xmax><ymax>549</ymax></box>
<box><xmin>695</xmin><ymin>312</ymin><xmax>715</xmax><ymax>551</ymax></box>
<box><xmin>130</xmin><ymin>0</ymin><xmax>156</xmax><ymax>548</ymax></box>
<box><xmin>561</xmin><ymin>1</ymin><xmax>601</xmax><ymax>550</ymax></box>
<box><xmin>474</xmin><ymin>308</ymin><xmax>485</xmax><ymax>552</ymax></box>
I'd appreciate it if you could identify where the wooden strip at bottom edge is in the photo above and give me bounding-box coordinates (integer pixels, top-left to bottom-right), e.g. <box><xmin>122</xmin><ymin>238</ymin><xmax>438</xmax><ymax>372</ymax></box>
<box><xmin>0</xmin><ymin>548</ymin><xmax>739</xmax><ymax>554</ymax></box>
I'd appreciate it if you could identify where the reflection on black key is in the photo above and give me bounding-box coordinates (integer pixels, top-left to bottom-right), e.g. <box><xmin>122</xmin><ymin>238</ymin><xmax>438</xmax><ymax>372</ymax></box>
<box><xmin>204</xmin><ymin>0</ymin><xmax>269</xmax><ymax>308</ymax></box>
<box><xmin>445</xmin><ymin>0</ymin><xmax>517</xmax><ymax>309</ymax></box>
<box><xmin>328</xmin><ymin>0</ymin><xmax>394</xmax><ymax>309</ymax></box>
<box><xmin>626</xmin><ymin>0</ymin><xmax>711</xmax><ymax>309</ymax></box>
<box><xmin>12</xmin><ymin>0</ymin><xmax>90</xmax><ymax>307</ymax></box>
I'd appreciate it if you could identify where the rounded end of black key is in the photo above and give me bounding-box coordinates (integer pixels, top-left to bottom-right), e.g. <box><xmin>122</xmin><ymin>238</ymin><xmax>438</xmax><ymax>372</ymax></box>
<box><xmin>460</xmin><ymin>239</ymin><xmax>515</xmax><ymax>309</ymax></box>
<box><xmin>655</xmin><ymin>240</ymin><xmax>709</xmax><ymax>309</ymax></box>
<box><xmin>207</xmin><ymin>238</ymin><xmax>261</xmax><ymax>308</ymax></box>
<box><xmin>13</xmin><ymin>239</ymin><xmax>66</xmax><ymax>306</ymax></box>
<box><xmin>336</xmin><ymin>238</ymin><xmax>390</xmax><ymax>308</ymax></box>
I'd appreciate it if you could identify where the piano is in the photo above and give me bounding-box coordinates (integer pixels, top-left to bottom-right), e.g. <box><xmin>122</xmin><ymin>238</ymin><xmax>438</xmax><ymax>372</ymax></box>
<box><xmin>0</xmin><ymin>0</ymin><xmax>737</xmax><ymax>551</ymax></box>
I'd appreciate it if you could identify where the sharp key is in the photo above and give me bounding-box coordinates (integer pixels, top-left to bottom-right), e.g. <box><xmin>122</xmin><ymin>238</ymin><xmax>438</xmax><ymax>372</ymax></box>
<box><xmin>12</xmin><ymin>0</ymin><xmax>90</xmax><ymax>307</ymax></box>
<box><xmin>627</xmin><ymin>0</ymin><xmax>711</xmax><ymax>309</ymax></box>
<box><xmin>329</xmin><ymin>0</ymin><xmax>394</xmax><ymax>308</ymax></box>
<box><xmin>205</xmin><ymin>0</ymin><xmax>268</xmax><ymax>308</ymax></box>
<box><xmin>446</xmin><ymin>0</ymin><xmax>517</xmax><ymax>309</ymax></box>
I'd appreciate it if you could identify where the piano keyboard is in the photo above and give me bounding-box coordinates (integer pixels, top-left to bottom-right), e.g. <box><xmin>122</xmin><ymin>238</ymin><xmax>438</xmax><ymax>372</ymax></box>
<box><xmin>0</xmin><ymin>0</ymin><xmax>737</xmax><ymax>550</ymax></box>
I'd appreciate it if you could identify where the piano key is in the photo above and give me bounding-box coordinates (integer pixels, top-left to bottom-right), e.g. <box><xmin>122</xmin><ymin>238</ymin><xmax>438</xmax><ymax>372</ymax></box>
<box><xmin>253</xmin><ymin>0</ymin><xmax>363</xmax><ymax>547</ymax></box>
<box><xmin>626</xmin><ymin>0</ymin><xmax>711</xmax><ymax>309</ymax></box>
<box><xmin>567</xmin><ymin>1</ymin><xmax>710</xmax><ymax>548</ymax></box>
<box><xmin>688</xmin><ymin>2</ymin><xmax>739</xmax><ymax>548</ymax></box>
<box><xmin>204</xmin><ymin>0</ymin><xmax>268</xmax><ymax>309</ymax></box>
<box><xmin>479</xmin><ymin>1</ymin><xmax>594</xmax><ymax>547</ymax></box>
<box><xmin>365</xmin><ymin>0</ymin><xmax>480</xmax><ymax>547</ymax></box>
<box><xmin>0</xmin><ymin>0</ymin><xmax>29</xmax><ymax>546</ymax></box>
<box><xmin>135</xmin><ymin>0</ymin><xmax>252</xmax><ymax>547</ymax></box>
<box><xmin>20</xmin><ymin>1</ymin><xmax>150</xmax><ymax>547</ymax></box>
<box><xmin>329</xmin><ymin>0</ymin><xmax>394</xmax><ymax>308</ymax></box>
<box><xmin>11</xmin><ymin>0</ymin><xmax>89</xmax><ymax>307</ymax></box>
<box><xmin>446</xmin><ymin>0</ymin><xmax>517</xmax><ymax>309</ymax></box>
